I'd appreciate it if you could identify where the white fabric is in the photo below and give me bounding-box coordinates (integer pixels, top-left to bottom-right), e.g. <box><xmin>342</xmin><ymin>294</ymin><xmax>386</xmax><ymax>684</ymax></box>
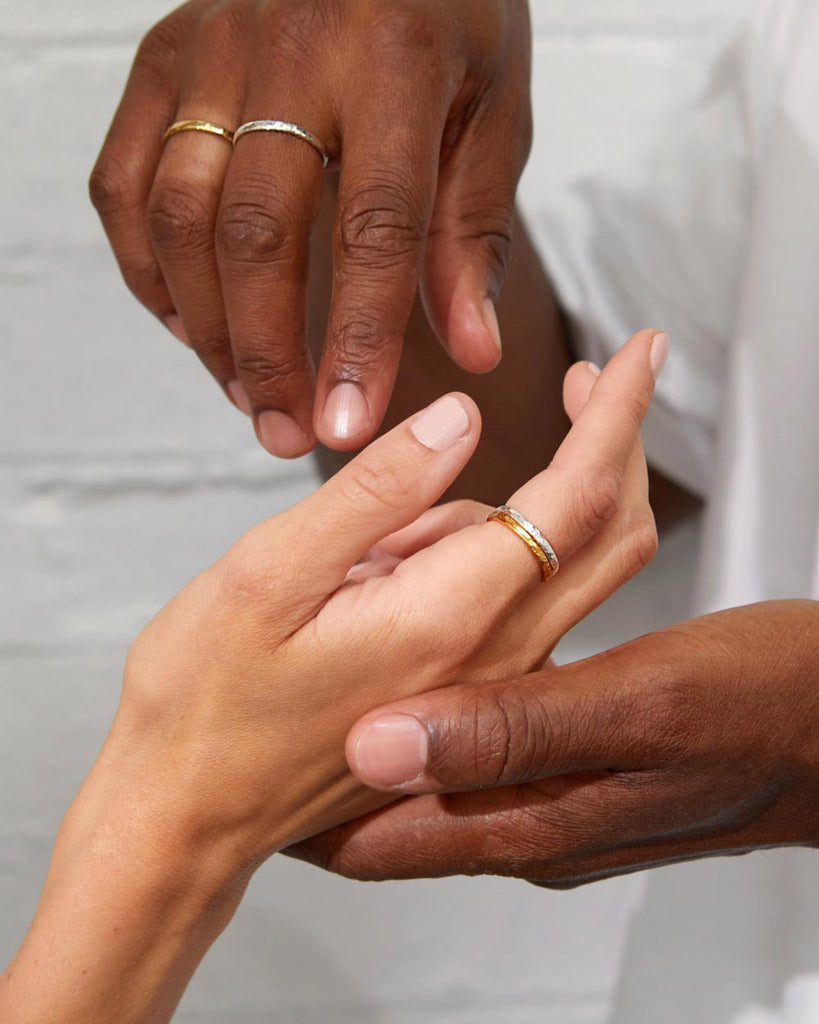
<box><xmin>522</xmin><ymin>0</ymin><xmax>819</xmax><ymax>1020</ymax></box>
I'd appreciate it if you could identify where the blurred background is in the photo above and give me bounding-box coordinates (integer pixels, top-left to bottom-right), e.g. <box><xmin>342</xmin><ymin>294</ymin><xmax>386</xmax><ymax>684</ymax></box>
<box><xmin>0</xmin><ymin>1</ymin><xmax>751</xmax><ymax>1021</ymax></box>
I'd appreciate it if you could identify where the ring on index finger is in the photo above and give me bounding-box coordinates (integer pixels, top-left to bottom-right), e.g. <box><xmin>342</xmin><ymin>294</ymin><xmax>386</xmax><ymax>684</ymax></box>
<box><xmin>487</xmin><ymin>506</ymin><xmax>560</xmax><ymax>582</ymax></box>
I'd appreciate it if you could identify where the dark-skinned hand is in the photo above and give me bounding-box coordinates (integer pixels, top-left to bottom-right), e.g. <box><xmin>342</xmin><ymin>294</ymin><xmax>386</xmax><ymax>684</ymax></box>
<box><xmin>89</xmin><ymin>0</ymin><xmax>532</xmax><ymax>457</ymax></box>
<box><xmin>289</xmin><ymin>600</ymin><xmax>819</xmax><ymax>887</ymax></box>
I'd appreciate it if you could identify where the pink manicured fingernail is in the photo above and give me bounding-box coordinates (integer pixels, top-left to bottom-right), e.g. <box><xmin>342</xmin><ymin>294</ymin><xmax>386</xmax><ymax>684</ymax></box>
<box><xmin>353</xmin><ymin>714</ymin><xmax>428</xmax><ymax>788</ymax></box>
<box><xmin>650</xmin><ymin>333</ymin><xmax>670</xmax><ymax>380</ymax></box>
<box><xmin>163</xmin><ymin>314</ymin><xmax>190</xmax><ymax>347</ymax></box>
<box><xmin>482</xmin><ymin>298</ymin><xmax>502</xmax><ymax>356</ymax></box>
<box><xmin>587</xmin><ymin>361</ymin><xmax>602</xmax><ymax>378</ymax></box>
<box><xmin>410</xmin><ymin>395</ymin><xmax>470</xmax><ymax>451</ymax></box>
<box><xmin>258</xmin><ymin>410</ymin><xmax>311</xmax><ymax>459</ymax></box>
<box><xmin>322</xmin><ymin>382</ymin><xmax>370</xmax><ymax>442</ymax></box>
<box><xmin>226</xmin><ymin>380</ymin><xmax>252</xmax><ymax>416</ymax></box>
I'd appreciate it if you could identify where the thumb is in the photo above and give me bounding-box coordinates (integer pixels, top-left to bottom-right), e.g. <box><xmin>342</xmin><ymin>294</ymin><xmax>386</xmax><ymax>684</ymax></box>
<box><xmin>346</xmin><ymin>653</ymin><xmax>648</xmax><ymax>794</ymax></box>
<box><xmin>421</xmin><ymin>116</ymin><xmax>529</xmax><ymax>374</ymax></box>
<box><xmin>230</xmin><ymin>393</ymin><xmax>480</xmax><ymax>631</ymax></box>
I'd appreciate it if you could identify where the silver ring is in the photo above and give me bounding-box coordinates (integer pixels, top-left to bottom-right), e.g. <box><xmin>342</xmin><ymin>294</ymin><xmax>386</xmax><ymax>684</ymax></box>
<box><xmin>488</xmin><ymin>506</ymin><xmax>560</xmax><ymax>579</ymax></box>
<box><xmin>233</xmin><ymin>120</ymin><xmax>329</xmax><ymax>168</ymax></box>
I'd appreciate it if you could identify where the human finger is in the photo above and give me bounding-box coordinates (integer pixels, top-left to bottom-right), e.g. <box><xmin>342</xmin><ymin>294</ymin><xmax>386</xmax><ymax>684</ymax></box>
<box><xmin>89</xmin><ymin>7</ymin><xmax>200</xmax><ymax>337</ymax></box>
<box><xmin>373</xmin><ymin>500</ymin><xmax>490</xmax><ymax>560</ymax></box>
<box><xmin>313</xmin><ymin>69</ymin><xmax>453</xmax><ymax>449</ymax></box>
<box><xmin>146</xmin><ymin>4</ymin><xmax>248</xmax><ymax>403</ymax></box>
<box><xmin>226</xmin><ymin>393</ymin><xmax>481</xmax><ymax>632</ymax></box>
<box><xmin>375</xmin><ymin>357</ymin><xmax>603</xmax><ymax>564</ymax></box>
<box><xmin>397</xmin><ymin>330</ymin><xmax>666</xmax><ymax>613</ymax></box>
<box><xmin>421</xmin><ymin>70</ymin><xmax>532</xmax><ymax>373</ymax></box>
<box><xmin>216</xmin><ymin>32</ymin><xmax>336</xmax><ymax>458</ymax></box>
<box><xmin>345</xmin><ymin>649</ymin><xmax>659</xmax><ymax>794</ymax></box>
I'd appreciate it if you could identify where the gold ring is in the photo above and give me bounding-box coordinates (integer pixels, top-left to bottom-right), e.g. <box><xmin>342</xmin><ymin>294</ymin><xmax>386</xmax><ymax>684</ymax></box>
<box><xmin>232</xmin><ymin>120</ymin><xmax>329</xmax><ymax>168</ymax></box>
<box><xmin>487</xmin><ymin>505</ymin><xmax>559</xmax><ymax>582</ymax></box>
<box><xmin>163</xmin><ymin>120</ymin><xmax>235</xmax><ymax>144</ymax></box>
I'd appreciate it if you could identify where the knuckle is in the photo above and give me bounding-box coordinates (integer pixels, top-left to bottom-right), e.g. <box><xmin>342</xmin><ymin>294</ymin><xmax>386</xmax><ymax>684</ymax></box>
<box><xmin>573</xmin><ymin>465</ymin><xmax>622</xmax><ymax>536</ymax></box>
<box><xmin>338</xmin><ymin>183</ymin><xmax>425</xmax><ymax>268</ymax></box>
<box><xmin>235</xmin><ymin>351</ymin><xmax>305</xmax><ymax>398</ymax></box>
<box><xmin>216</xmin><ymin>534</ymin><xmax>286</xmax><ymax>606</ymax></box>
<box><xmin>330</xmin><ymin>314</ymin><xmax>388</xmax><ymax>375</ymax></box>
<box><xmin>88</xmin><ymin>157</ymin><xmax>131</xmax><ymax>218</ymax></box>
<box><xmin>136</xmin><ymin>15</ymin><xmax>185</xmax><ymax>78</ymax></box>
<box><xmin>437</xmin><ymin>206</ymin><xmax>514</xmax><ymax>279</ymax></box>
<box><xmin>196</xmin><ymin>1</ymin><xmax>248</xmax><ymax>50</ymax></box>
<box><xmin>623</xmin><ymin>505</ymin><xmax>659</xmax><ymax>574</ymax></box>
<box><xmin>257</xmin><ymin>0</ymin><xmax>330</xmax><ymax>62</ymax></box>
<box><xmin>450</xmin><ymin>689</ymin><xmax>551</xmax><ymax>787</ymax></box>
<box><xmin>368</xmin><ymin>3</ymin><xmax>438</xmax><ymax>60</ymax></box>
<box><xmin>346</xmin><ymin>452</ymin><xmax>416</xmax><ymax>512</ymax></box>
<box><xmin>120</xmin><ymin>259</ymin><xmax>166</xmax><ymax>306</ymax></box>
<box><xmin>147</xmin><ymin>183</ymin><xmax>213</xmax><ymax>252</ymax></box>
<box><xmin>217</xmin><ymin>200</ymin><xmax>296</xmax><ymax>267</ymax></box>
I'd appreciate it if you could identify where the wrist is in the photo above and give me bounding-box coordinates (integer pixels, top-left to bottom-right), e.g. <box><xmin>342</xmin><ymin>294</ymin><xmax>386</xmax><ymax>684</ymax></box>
<box><xmin>2</xmin><ymin>744</ymin><xmax>254</xmax><ymax>1024</ymax></box>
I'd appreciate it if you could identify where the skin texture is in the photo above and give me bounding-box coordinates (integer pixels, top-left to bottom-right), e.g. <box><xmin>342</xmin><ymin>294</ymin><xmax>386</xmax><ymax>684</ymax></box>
<box><xmin>89</xmin><ymin>0</ymin><xmax>533</xmax><ymax>457</ymax></box>
<box><xmin>289</xmin><ymin>600</ymin><xmax>819</xmax><ymax>886</ymax></box>
<box><xmin>308</xmin><ymin>181</ymin><xmax>702</xmax><ymax>522</ymax></box>
<box><xmin>0</xmin><ymin>332</ymin><xmax>662</xmax><ymax>1023</ymax></box>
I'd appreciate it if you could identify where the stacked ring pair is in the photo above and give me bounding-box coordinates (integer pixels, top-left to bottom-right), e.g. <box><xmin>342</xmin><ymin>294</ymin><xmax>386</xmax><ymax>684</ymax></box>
<box><xmin>163</xmin><ymin>118</ymin><xmax>329</xmax><ymax>167</ymax></box>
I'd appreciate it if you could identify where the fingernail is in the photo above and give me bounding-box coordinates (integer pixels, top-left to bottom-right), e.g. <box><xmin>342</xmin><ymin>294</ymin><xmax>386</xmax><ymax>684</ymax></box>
<box><xmin>226</xmin><ymin>380</ymin><xmax>252</xmax><ymax>416</ymax></box>
<box><xmin>410</xmin><ymin>395</ymin><xmax>470</xmax><ymax>451</ymax></box>
<box><xmin>258</xmin><ymin>410</ymin><xmax>311</xmax><ymax>459</ymax></box>
<box><xmin>650</xmin><ymin>333</ymin><xmax>670</xmax><ymax>380</ymax></box>
<box><xmin>482</xmin><ymin>298</ymin><xmax>502</xmax><ymax>356</ymax></box>
<box><xmin>353</xmin><ymin>714</ymin><xmax>429</xmax><ymax>788</ymax></box>
<box><xmin>587</xmin><ymin>361</ymin><xmax>602</xmax><ymax>378</ymax></box>
<box><xmin>323</xmin><ymin>382</ymin><xmax>370</xmax><ymax>442</ymax></box>
<box><xmin>163</xmin><ymin>314</ymin><xmax>190</xmax><ymax>347</ymax></box>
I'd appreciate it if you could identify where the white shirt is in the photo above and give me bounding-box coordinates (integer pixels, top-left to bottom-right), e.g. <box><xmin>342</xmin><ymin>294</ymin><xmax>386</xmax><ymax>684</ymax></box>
<box><xmin>522</xmin><ymin>0</ymin><xmax>819</xmax><ymax>1020</ymax></box>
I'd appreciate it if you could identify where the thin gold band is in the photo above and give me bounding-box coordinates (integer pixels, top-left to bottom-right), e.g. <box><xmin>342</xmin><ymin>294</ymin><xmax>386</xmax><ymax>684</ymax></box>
<box><xmin>487</xmin><ymin>507</ymin><xmax>559</xmax><ymax>582</ymax></box>
<box><xmin>163</xmin><ymin>120</ymin><xmax>234</xmax><ymax>144</ymax></box>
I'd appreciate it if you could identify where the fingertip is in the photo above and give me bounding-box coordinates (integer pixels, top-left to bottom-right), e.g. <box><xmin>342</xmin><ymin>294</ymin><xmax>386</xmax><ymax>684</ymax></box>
<box><xmin>650</xmin><ymin>332</ymin><xmax>670</xmax><ymax>380</ymax></box>
<box><xmin>315</xmin><ymin>381</ymin><xmax>374</xmax><ymax>450</ymax></box>
<box><xmin>562</xmin><ymin>361</ymin><xmax>599</xmax><ymax>422</ymax></box>
<box><xmin>226</xmin><ymin>379</ymin><xmax>252</xmax><ymax>416</ymax></box>
<box><xmin>409</xmin><ymin>392</ymin><xmax>479</xmax><ymax>452</ymax></box>
<box><xmin>346</xmin><ymin>712</ymin><xmax>433</xmax><ymax>793</ymax></box>
<box><xmin>423</xmin><ymin>265</ymin><xmax>503</xmax><ymax>374</ymax></box>
<box><xmin>257</xmin><ymin>409</ymin><xmax>315</xmax><ymax>459</ymax></box>
<box><xmin>163</xmin><ymin>313</ymin><xmax>191</xmax><ymax>347</ymax></box>
<box><xmin>448</xmin><ymin>294</ymin><xmax>504</xmax><ymax>374</ymax></box>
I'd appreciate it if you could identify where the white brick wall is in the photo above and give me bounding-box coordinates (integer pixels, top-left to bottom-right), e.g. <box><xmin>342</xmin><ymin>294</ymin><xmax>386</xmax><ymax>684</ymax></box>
<box><xmin>0</xmin><ymin>2</ymin><xmax>750</xmax><ymax>1021</ymax></box>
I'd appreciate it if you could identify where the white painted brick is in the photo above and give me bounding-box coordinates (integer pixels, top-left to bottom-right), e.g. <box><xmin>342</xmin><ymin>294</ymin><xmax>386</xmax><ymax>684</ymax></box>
<box><xmin>3</xmin><ymin>47</ymin><xmax>145</xmax><ymax>251</ymax></box>
<box><xmin>0</xmin><ymin>245</ymin><xmax>319</xmax><ymax>460</ymax></box>
<box><xmin>0</xmin><ymin>0</ymin><xmax>170</xmax><ymax>39</ymax></box>
<box><xmin>0</xmin><ymin>469</ymin><xmax>317</xmax><ymax>648</ymax></box>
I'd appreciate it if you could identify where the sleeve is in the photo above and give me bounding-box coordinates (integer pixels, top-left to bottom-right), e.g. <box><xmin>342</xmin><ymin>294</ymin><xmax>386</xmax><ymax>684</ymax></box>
<box><xmin>519</xmin><ymin>35</ymin><xmax>757</xmax><ymax>498</ymax></box>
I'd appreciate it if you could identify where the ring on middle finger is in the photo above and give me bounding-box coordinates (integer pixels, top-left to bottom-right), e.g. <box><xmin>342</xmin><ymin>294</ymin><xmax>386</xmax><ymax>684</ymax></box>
<box><xmin>233</xmin><ymin>119</ymin><xmax>329</xmax><ymax>168</ymax></box>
